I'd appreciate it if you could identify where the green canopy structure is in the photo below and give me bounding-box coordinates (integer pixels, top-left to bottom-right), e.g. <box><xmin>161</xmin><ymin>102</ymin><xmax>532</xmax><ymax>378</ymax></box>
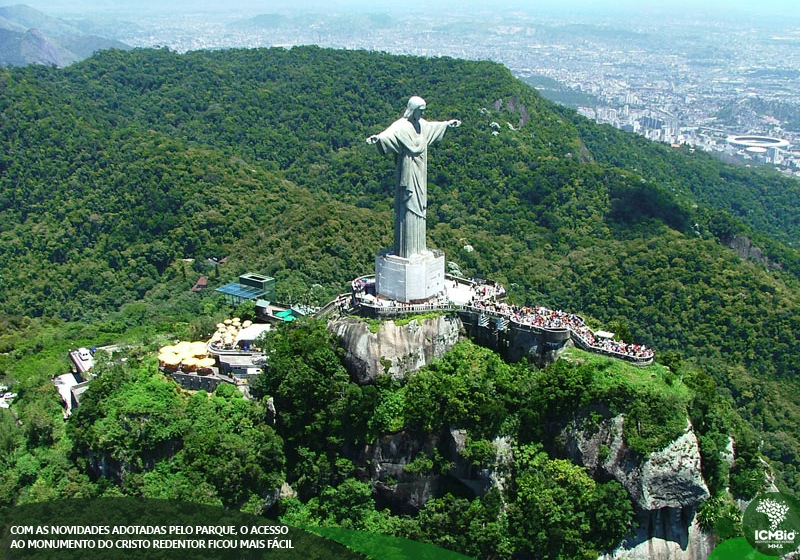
<box><xmin>275</xmin><ymin>310</ymin><xmax>296</xmax><ymax>322</ymax></box>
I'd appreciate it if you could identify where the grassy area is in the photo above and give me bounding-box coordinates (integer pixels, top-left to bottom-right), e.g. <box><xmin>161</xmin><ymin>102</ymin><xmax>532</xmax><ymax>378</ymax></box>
<box><xmin>348</xmin><ymin>311</ymin><xmax>452</xmax><ymax>334</ymax></box>
<box><xmin>562</xmin><ymin>347</ymin><xmax>691</xmax><ymax>403</ymax></box>
<box><xmin>393</xmin><ymin>311</ymin><xmax>450</xmax><ymax>327</ymax></box>
<box><xmin>558</xmin><ymin>347</ymin><xmax>691</xmax><ymax>455</ymax></box>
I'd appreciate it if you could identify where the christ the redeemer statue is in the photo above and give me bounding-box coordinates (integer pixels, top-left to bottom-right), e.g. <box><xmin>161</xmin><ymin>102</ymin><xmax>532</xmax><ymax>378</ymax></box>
<box><xmin>367</xmin><ymin>96</ymin><xmax>460</xmax><ymax>258</ymax></box>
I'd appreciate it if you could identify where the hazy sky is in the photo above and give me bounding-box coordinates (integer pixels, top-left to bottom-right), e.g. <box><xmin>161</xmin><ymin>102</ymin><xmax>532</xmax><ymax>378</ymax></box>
<box><xmin>18</xmin><ymin>0</ymin><xmax>800</xmax><ymax>18</ymax></box>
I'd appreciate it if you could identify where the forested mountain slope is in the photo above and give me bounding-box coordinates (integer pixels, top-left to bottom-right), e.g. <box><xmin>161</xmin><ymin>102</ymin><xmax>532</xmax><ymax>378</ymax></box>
<box><xmin>0</xmin><ymin>46</ymin><xmax>799</xmax><ymax>506</ymax></box>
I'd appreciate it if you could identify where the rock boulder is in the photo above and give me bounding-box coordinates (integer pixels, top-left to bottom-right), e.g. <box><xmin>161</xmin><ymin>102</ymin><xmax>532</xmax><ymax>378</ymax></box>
<box><xmin>329</xmin><ymin>314</ymin><xmax>461</xmax><ymax>383</ymax></box>
<box><xmin>562</xmin><ymin>412</ymin><xmax>714</xmax><ymax>560</ymax></box>
<box><xmin>562</xmin><ymin>413</ymin><xmax>709</xmax><ymax>511</ymax></box>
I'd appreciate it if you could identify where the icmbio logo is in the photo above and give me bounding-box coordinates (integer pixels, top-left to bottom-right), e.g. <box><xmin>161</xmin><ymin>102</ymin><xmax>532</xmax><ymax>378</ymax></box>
<box><xmin>743</xmin><ymin>492</ymin><xmax>800</xmax><ymax>556</ymax></box>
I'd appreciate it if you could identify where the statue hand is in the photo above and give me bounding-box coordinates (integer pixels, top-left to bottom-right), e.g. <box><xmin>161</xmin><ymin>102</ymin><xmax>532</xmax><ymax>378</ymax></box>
<box><xmin>366</xmin><ymin>135</ymin><xmax>379</xmax><ymax>144</ymax></box>
<box><xmin>448</xmin><ymin>119</ymin><xmax>461</xmax><ymax>128</ymax></box>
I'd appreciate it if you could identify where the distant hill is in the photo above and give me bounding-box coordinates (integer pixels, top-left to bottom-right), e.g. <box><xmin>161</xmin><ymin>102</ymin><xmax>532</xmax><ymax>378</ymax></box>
<box><xmin>0</xmin><ymin>14</ymin><xmax>25</xmax><ymax>31</ymax></box>
<box><xmin>0</xmin><ymin>27</ymin><xmax>77</xmax><ymax>66</ymax></box>
<box><xmin>520</xmin><ymin>74</ymin><xmax>601</xmax><ymax>110</ymax></box>
<box><xmin>232</xmin><ymin>12</ymin><xmax>395</xmax><ymax>32</ymax></box>
<box><xmin>0</xmin><ymin>3</ymin><xmax>128</xmax><ymax>67</ymax></box>
<box><xmin>0</xmin><ymin>3</ymin><xmax>78</xmax><ymax>35</ymax></box>
<box><xmin>51</xmin><ymin>33</ymin><xmax>129</xmax><ymax>59</ymax></box>
<box><xmin>233</xmin><ymin>13</ymin><xmax>289</xmax><ymax>29</ymax></box>
<box><xmin>716</xmin><ymin>96</ymin><xmax>800</xmax><ymax>133</ymax></box>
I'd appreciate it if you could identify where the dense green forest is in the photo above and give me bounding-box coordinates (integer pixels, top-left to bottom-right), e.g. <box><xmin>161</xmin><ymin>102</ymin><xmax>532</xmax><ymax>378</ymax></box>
<box><xmin>1</xmin><ymin>46</ymin><xmax>800</xmax><ymax>557</ymax></box>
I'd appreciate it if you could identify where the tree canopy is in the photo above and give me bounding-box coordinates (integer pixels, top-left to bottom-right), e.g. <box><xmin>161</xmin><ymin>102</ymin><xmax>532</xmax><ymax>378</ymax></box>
<box><xmin>1</xmin><ymin>45</ymin><xmax>799</xmax><ymax>554</ymax></box>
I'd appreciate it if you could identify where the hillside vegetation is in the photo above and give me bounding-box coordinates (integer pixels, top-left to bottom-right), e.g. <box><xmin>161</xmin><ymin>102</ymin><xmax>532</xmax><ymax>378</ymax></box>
<box><xmin>1</xmin><ymin>46</ymin><xmax>800</xmax><ymax>554</ymax></box>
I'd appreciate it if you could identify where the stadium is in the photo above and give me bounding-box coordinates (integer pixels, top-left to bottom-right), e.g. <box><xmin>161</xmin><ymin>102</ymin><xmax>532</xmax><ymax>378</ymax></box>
<box><xmin>726</xmin><ymin>135</ymin><xmax>791</xmax><ymax>150</ymax></box>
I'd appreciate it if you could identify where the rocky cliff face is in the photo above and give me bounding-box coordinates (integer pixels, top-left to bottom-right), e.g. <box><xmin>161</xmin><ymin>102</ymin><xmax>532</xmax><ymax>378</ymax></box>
<box><xmin>599</xmin><ymin>508</ymin><xmax>714</xmax><ymax>560</ymax></box>
<box><xmin>334</xmin><ymin>317</ymin><xmax>716</xmax><ymax>557</ymax></box>
<box><xmin>563</xmin><ymin>414</ymin><xmax>709</xmax><ymax>510</ymax></box>
<box><xmin>728</xmin><ymin>234</ymin><xmax>782</xmax><ymax>270</ymax></box>
<box><xmin>357</xmin><ymin>430</ymin><xmax>443</xmax><ymax>513</ymax></box>
<box><xmin>561</xmin><ymin>411</ymin><xmax>715</xmax><ymax>560</ymax></box>
<box><xmin>356</xmin><ymin>427</ymin><xmax>512</xmax><ymax>514</ymax></box>
<box><xmin>329</xmin><ymin>314</ymin><xmax>461</xmax><ymax>384</ymax></box>
<box><xmin>447</xmin><ymin>427</ymin><xmax>512</xmax><ymax>497</ymax></box>
<box><xmin>355</xmin><ymin>403</ymin><xmax>715</xmax><ymax>559</ymax></box>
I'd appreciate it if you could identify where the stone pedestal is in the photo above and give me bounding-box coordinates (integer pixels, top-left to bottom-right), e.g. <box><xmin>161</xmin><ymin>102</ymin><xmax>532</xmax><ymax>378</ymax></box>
<box><xmin>375</xmin><ymin>249</ymin><xmax>445</xmax><ymax>303</ymax></box>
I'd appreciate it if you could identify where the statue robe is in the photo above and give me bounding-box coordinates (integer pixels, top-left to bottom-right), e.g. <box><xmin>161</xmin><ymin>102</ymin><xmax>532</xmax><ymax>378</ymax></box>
<box><xmin>374</xmin><ymin>117</ymin><xmax>450</xmax><ymax>258</ymax></box>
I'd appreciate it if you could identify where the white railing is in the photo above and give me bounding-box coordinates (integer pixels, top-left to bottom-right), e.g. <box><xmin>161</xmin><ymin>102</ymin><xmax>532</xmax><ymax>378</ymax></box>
<box><xmin>571</xmin><ymin>331</ymin><xmax>654</xmax><ymax>366</ymax></box>
<box><xmin>314</xmin><ymin>293</ymin><xmax>351</xmax><ymax>318</ymax></box>
<box><xmin>347</xmin><ymin>294</ymin><xmax>654</xmax><ymax>365</ymax></box>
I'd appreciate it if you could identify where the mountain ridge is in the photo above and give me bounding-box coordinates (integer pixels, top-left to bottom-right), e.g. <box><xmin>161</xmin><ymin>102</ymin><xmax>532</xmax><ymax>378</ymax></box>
<box><xmin>0</xmin><ymin>3</ymin><xmax>129</xmax><ymax>67</ymax></box>
<box><xmin>0</xmin><ymin>44</ymin><xmax>798</xmax><ymax>504</ymax></box>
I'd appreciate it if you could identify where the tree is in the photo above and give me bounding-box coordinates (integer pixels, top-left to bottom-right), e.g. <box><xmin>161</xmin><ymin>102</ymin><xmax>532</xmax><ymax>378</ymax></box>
<box><xmin>182</xmin><ymin>391</ymin><xmax>285</xmax><ymax>507</ymax></box>
<box><xmin>506</xmin><ymin>444</ymin><xmax>633</xmax><ymax>560</ymax></box>
<box><xmin>251</xmin><ymin>318</ymin><xmax>359</xmax><ymax>445</ymax></box>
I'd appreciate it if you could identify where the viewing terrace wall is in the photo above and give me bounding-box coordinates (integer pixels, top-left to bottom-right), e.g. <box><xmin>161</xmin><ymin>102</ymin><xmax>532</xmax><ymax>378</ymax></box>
<box><xmin>341</xmin><ymin>275</ymin><xmax>654</xmax><ymax>367</ymax></box>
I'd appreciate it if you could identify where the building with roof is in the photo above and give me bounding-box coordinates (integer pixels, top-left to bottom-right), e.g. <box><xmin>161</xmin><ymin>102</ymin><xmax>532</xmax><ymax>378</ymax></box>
<box><xmin>231</xmin><ymin>322</ymin><xmax>272</xmax><ymax>351</ymax></box>
<box><xmin>191</xmin><ymin>276</ymin><xmax>208</xmax><ymax>292</ymax></box>
<box><xmin>69</xmin><ymin>347</ymin><xmax>94</xmax><ymax>375</ymax></box>
<box><xmin>726</xmin><ymin>135</ymin><xmax>790</xmax><ymax>151</ymax></box>
<box><xmin>727</xmin><ymin>135</ymin><xmax>790</xmax><ymax>163</ymax></box>
<box><xmin>216</xmin><ymin>273</ymin><xmax>276</xmax><ymax>305</ymax></box>
<box><xmin>254</xmin><ymin>300</ymin><xmax>308</xmax><ymax>323</ymax></box>
<box><xmin>52</xmin><ymin>372</ymin><xmax>92</xmax><ymax>417</ymax></box>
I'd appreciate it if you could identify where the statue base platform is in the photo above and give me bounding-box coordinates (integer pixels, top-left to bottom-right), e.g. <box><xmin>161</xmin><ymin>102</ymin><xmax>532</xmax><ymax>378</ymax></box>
<box><xmin>375</xmin><ymin>249</ymin><xmax>445</xmax><ymax>303</ymax></box>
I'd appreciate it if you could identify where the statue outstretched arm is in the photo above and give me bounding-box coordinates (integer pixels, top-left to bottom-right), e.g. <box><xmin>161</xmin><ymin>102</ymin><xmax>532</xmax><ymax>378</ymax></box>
<box><xmin>448</xmin><ymin>119</ymin><xmax>461</xmax><ymax>128</ymax></box>
<box><xmin>366</xmin><ymin>135</ymin><xmax>380</xmax><ymax>144</ymax></box>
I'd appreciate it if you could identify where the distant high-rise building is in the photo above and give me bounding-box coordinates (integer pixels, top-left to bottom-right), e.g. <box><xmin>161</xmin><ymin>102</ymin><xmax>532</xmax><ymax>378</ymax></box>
<box><xmin>642</xmin><ymin>116</ymin><xmax>664</xmax><ymax>130</ymax></box>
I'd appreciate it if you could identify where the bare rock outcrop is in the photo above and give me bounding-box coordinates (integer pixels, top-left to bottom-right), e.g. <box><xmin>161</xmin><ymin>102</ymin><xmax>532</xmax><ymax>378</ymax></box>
<box><xmin>357</xmin><ymin>427</ymin><xmax>512</xmax><ymax>514</ymax></box>
<box><xmin>358</xmin><ymin>430</ymin><xmax>442</xmax><ymax>513</ymax></box>
<box><xmin>329</xmin><ymin>314</ymin><xmax>461</xmax><ymax>384</ymax></box>
<box><xmin>599</xmin><ymin>508</ymin><xmax>715</xmax><ymax>560</ymax></box>
<box><xmin>446</xmin><ymin>427</ymin><xmax>512</xmax><ymax>497</ymax></box>
<box><xmin>562</xmin><ymin>412</ymin><xmax>714</xmax><ymax>560</ymax></box>
<box><xmin>563</xmin><ymin>413</ymin><xmax>709</xmax><ymax>510</ymax></box>
<box><xmin>727</xmin><ymin>235</ymin><xmax>782</xmax><ymax>270</ymax></box>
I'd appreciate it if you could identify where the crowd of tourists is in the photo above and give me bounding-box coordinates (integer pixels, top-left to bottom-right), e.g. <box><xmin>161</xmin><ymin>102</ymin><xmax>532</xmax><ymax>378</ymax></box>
<box><xmin>467</xmin><ymin>290</ymin><xmax>653</xmax><ymax>360</ymax></box>
<box><xmin>569</xmin><ymin>324</ymin><xmax>653</xmax><ymax>359</ymax></box>
<box><xmin>351</xmin><ymin>276</ymin><xmax>654</xmax><ymax>361</ymax></box>
<box><xmin>351</xmin><ymin>277</ymin><xmax>449</xmax><ymax>308</ymax></box>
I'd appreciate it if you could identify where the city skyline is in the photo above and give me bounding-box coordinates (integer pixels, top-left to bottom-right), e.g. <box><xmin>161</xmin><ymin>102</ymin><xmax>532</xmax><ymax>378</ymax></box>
<box><xmin>1</xmin><ymin>0</ymin><xmax>798</xmax><ymax>172</ymax></box>
<box><xmin>17</xmin><ymin>0</ymin><xmax>800</xmax><ymax>18</ymax></box>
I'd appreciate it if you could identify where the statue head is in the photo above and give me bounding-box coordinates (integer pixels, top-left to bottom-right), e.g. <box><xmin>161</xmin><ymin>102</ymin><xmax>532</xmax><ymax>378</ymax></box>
<box><xmin>403</xmin><ymin>96</ymin><xmax>426</xmax><ymax>120</ymax></box>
